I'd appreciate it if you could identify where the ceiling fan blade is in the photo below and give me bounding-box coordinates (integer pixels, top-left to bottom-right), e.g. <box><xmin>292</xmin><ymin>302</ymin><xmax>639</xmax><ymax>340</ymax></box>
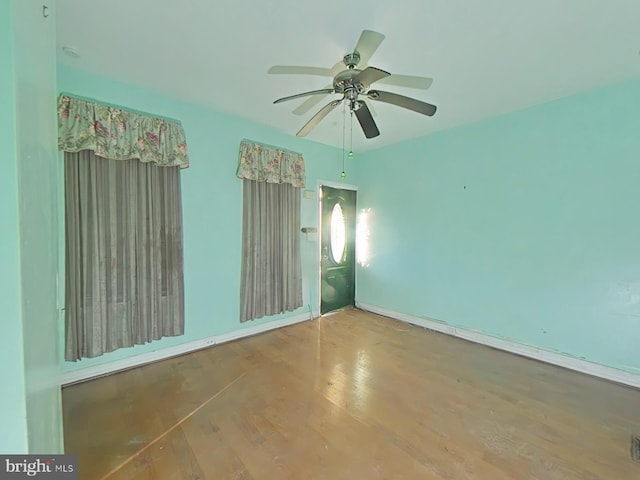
<box><xmin>268</xmin><ymin>66</ymin><xmax>334</xmax><ymax>77</ymax></box>
<box><xmin>274</xmin><ymin>89</ymin><xmax>335</xmax><ymax>104</ymax></box>
<box><xmin>376</xmin><ymin>74</ymin><xmax>433</xmax><ymax>90</ymax></box>
<box><xmin>353</xmin><ymin>30</ymin><xmax>385</xmax><ymax>66</ymax></box>
<box><xmin>297</xmin><ymin>99</ymin><xmax>343</xmax><ymax>137</ymax></box>
<box><xmin>354</xmin><ymin>101</ymin><xmax>380</xmax><ymax>139</ymax></box>
<box><xmin>364</xmin><ymin>98</ymin><xmax>377</xmax><ymax>117</ymax></box>
<box><xmin>367</xmin><ymin>90</ymin><xmax>437</xmax><ymax>116</ymax></box>
<box><xmin>329</xmin><ymin>60</ymin><xmax>346</xmax><ymax>76</ymax></box>
<box><xmin>354</xmin><ymin>66</ymin><xmax>390</xmax><ymax>89</ymax></box>
<box><xmin>292</xmin><ymin>84</ymin><xmax>333</xmax><ymax>115</ymax></box>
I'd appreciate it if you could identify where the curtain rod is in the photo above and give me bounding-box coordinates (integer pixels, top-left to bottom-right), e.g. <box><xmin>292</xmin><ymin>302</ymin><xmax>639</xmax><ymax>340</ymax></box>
<box><xmin>58</xmin><ymin>92</ymin><xmax>184</xmax><ymax>125</ymax></box>
<box><xmin>241</xmin><ymin>138</ymin><xmax>303</xmax><ymax>157</ymax></box>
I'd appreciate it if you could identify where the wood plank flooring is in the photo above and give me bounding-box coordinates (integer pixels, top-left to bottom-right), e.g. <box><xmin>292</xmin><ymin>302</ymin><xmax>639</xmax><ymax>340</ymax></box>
<box><xmin>62</xmin><ymin>309</ymin><xmax>640</xmax><ymax>479</ymax></box>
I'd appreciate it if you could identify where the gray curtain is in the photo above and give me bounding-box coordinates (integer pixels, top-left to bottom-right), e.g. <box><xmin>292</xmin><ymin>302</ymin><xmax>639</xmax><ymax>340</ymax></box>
<box><xmin>64</xmin><ymin>150</ymin><xmax>185</xmax><ymax>361</ymax></box>
<box><xmin>240</xmin><ymin>179</ymin><xmax>303</xmax><ymax>322</ymax></box>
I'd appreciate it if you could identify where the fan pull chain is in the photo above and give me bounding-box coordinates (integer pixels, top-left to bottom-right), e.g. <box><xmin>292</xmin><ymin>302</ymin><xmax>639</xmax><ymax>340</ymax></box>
<box><xmin>341</xmin><ymin>101</ymin><xmax>346</xmax><ymax>179</ymax></box>
<box><xmin>350</xmin><ymin>110</ymin><xmax>354</xmax><ymax>159</ymax></box>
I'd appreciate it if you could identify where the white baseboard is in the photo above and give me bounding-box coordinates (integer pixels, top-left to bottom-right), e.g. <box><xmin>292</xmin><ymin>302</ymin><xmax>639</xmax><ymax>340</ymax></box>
<box><xmin>357</xmin><ymin>302</ymin><xmax>640</xmax><ymax>389</ymax></box>
<box><xmin>61</xmin><ymin>310</ymin><xmax>318</xmax><ymax>386</ymax></box>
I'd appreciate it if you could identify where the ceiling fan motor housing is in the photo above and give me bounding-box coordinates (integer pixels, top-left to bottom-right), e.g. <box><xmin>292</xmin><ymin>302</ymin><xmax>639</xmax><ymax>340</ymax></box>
<box><xmin>333</xmin><ymin>69</ymin><xmax>366</xmax><ymax>95</ymax></box>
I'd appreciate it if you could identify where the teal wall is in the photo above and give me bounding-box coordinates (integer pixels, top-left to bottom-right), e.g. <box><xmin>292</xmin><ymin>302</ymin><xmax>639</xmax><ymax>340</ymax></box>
<box><xmin>0</xmin><ymin>0</ymin><xmax>29</xmax><ymax>454</ymax></box>
<box><xmin>58</xmin><ymin>65</ymin><xmax>345</xmax><ymax>373</ymax></box>
<box><xmin>354</xmin><ymin>79</ymin><xmax>640</xmax><ymax>373</ymax></box>
<box><xmin>0</xmin><ymin>0</ymin><xmax>63</xmax><ymax>453</ymax></box>
<box><xmin>14</xmin><ymin>0</ymin><xmax>63</xmax><ymax>453</ymax></box>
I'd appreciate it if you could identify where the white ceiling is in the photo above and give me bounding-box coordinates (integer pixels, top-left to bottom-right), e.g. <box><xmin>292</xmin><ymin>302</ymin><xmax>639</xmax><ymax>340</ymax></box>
<box><xmin>57</xmin><ymin>0</ymin><xmax>640</xmax><ymax>153</ymax></box>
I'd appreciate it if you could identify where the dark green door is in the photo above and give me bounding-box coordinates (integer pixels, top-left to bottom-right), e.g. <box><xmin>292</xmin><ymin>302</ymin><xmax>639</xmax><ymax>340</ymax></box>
<box><xmin>320</xmin><ymin>185</ymin><xmax>356</xmax><ymax>314</ymax></box>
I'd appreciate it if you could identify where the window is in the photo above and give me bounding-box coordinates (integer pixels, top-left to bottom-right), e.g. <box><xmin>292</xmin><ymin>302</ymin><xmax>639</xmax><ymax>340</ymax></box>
<box><xmin>330</xmin><ymin>203</ymin><xmax>346</xmax><ymax>263</ymax></box>
<box><xmin>238</xmin><ymin>180</ymin><xmax>303</xmax><ymax>322</ymax></box>
<box><xmin>236</xmin><ymin>140</ymin><xmax>305</xmax><ymax>323</ymax></box>
<box><xmin>64</xmin><ymin>151</ymin><xmax>185</xmax><ymax>361</ymax></box>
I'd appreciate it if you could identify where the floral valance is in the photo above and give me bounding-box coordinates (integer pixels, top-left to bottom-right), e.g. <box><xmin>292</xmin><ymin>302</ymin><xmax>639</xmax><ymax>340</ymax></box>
<box><xmin>236</xmin><ymin>140</ymin><xmax>305</xmax><ymax>188</ymax></box>
<box><xmin>57</xmin><ymin>95</ymin><xmax>189</xmax><ymax>168</ymax></box>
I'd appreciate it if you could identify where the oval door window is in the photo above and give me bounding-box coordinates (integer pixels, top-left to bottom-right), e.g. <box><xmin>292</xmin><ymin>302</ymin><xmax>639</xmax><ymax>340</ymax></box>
<box><xmin>330</xmin><ymin>203</ymin><xmax>346</xmax><ymax>263</ymax></box>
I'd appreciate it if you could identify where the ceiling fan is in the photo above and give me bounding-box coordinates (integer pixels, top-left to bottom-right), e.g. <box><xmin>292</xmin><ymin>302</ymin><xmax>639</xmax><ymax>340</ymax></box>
<box><xmin>269</xmin><ymin>30</ymin><xmax>437</xmax><ymax>139</ymax></box>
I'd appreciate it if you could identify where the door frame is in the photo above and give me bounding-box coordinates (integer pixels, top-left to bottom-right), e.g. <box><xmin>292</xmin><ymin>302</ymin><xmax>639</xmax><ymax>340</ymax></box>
<box><xmin>316</xmin><ymin>180</ymin><xmax>358</xmax><ymax>315</ymax></box>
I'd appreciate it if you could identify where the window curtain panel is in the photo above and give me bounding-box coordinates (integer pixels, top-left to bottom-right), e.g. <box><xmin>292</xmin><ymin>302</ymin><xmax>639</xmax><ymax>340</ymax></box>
<box><xmin>64</xmin><ymin>151</ymin><xmax>185</xmax><ymax>361</ymax></box>
<box><xmin>58</xmin><ymin>94</ymin><xmax>189</xmax><ymax>168</ymax></box>
<box><xmin>237</xmin><ymin>140</ymin><xmax>305</xmax><ymax>322</ymax></box>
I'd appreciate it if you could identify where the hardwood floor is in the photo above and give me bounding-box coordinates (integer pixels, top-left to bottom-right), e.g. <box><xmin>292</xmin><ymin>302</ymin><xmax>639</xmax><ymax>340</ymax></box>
<box><xmin>62</xmin><ymin>309</ymin><xmax>640</xmax><ymax>479</ymax></box>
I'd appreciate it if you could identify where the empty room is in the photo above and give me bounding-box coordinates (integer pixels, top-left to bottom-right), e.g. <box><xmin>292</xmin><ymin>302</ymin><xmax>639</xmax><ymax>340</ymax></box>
<box><xmin>3</xmin><ymin>0</ymin><xmax>640</xmax><ymax>478</ymax></box>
